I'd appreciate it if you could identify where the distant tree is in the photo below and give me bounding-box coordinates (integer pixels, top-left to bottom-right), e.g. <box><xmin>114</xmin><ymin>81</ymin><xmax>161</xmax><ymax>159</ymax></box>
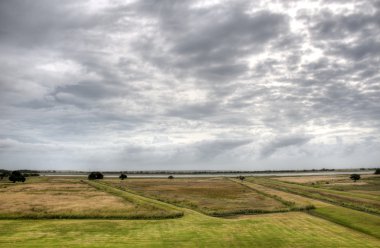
<box><xmin>9</xmin><ymin>171</ymin><xmax>26</xmax><ymax>183</ymax></box>
<box><xmin>168</xmin><ymin>175</ymin><xmax>174</xmax><ymax>179</ymax></box>
<box><xmin>0</xmin><ymin>171</ymin><xmax>10</xmax><ymax>180</ymax></box>
<box><xmin>119</xmin><ymin>173</ymin><xmax>127</xmax><ymax>180</ymax></box>
<box><xmin>238</xmin><ymin>175</ymin><xmax>245</xmax><ymax>181</ymax></box>
<box><xmin>374</xmin><ymin>169</ymin><xmax>380</xmax><ymax>175</ymax></box>
<box><xmin>350</xmin><ymin>174</ymin><xmax>361</xmax><ymax>182</ymax></box>
<box><xmin>88</xmin><ymin>172</ymin><xmax>104</xmax><ymax>180</ymax></box>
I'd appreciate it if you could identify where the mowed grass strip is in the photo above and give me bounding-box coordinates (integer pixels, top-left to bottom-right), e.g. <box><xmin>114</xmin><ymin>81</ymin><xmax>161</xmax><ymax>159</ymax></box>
<box><xmin>249</xmin><ymin>177</ymin><xmax>380</xmax><ymax>239</ymax></box>
<box><xmin>103</xmin><ymin>178</ymin><xmax>288</xmax><ymax>216</ymax></box>
<box><xmin>232</xmin><ymin>179</ymin><xmax>316</xmax><ymax>210</ymax></box>
<box><xmin>274</xmin><ymin>175</ymin><xmax>380</xmax><ymax>202</ymax></box>
<box><xmin>252</xmin><ymin>177</ymin><xmax>380</xmax><ymax>214</ymax></box>
<box><xmin>310</xmin><ymin>205</ymin><xmax>380</xmax><ymax>239</ymax></box>
<box><xmin>0</xmin><ymin>178</ymin><xmax>180</xmax><ymax>219</ymax></box>
<box><xmin>0</xmin><ymin>212</ymin><xmax>379</xmax><ymax>247</ymax></box>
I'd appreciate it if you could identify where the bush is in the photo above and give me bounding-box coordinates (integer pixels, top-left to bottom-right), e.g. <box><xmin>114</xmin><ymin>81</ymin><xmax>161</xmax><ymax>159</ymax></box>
<box><xmin>168</xmin><ymin>175</ymin><xmax>174</xmax><ymax>179</ymax></box>
<box><xmin>350</xmin><ymin>174</ymin><xmax>361</xmax><ymax>182</ymax></box>
<box><xmin>8</xmin><ymin>171</ymin><xmax>26</xmax><ymax>183</ymax></box>
<box><xmin>374</xmin><ymin>169</ymin><xmax>380</xmax><ymax>175</ymax></box>
<box><xmin>88</xmin><ymin>172</ymin><xmax>104</xmax><ymax>180</ymax></box>
<box><xmin>238</xmin><ymin>175</ymin><xmax>245</xmax><ymax>181</ymax></box>
<box><xmin>119</xmin><ymin>173</ymin><xmax>127</xmax><ymax>180</ymax></box>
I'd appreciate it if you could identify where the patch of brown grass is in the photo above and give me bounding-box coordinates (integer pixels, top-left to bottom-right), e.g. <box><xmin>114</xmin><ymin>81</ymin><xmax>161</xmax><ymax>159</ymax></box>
<box><xmin>0</xmin><ymin>179</ymin><xmax>167</xmax><ymax>218</ymax></box>
<box><xmin>104</xmin><ymin>178</ymin><xmax>286</xmax><ymax>215</ymax></box>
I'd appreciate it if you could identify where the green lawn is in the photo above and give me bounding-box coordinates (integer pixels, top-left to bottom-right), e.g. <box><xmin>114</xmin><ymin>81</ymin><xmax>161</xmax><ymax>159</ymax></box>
<box><xmin>0</xmin><ymin>211</ymin><xmax>379</xmax><ymax>247</ymax></box>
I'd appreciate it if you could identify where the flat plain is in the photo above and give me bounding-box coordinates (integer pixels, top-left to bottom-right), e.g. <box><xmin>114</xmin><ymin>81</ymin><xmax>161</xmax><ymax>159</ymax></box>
<box><xmin>103</xmin><ymin>178</ymin><xmax>288</xmax><ymax>216</ymax></box>
<box><xmin>0</xmin><ymin>174</ymin><xmax>379</xmax><ymax>247</ymax></box>
<box><xmin>0</xmin><ymin>178</ymin><xmax>181</xmax><ymax>219</ymax></box>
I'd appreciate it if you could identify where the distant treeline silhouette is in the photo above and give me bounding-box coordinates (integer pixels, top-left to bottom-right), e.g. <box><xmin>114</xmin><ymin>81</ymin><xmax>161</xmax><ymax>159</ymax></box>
<box><xmin>0</xmin><ymin>168</ymin><xmax>377</xmax><ymax>176</ymax></box>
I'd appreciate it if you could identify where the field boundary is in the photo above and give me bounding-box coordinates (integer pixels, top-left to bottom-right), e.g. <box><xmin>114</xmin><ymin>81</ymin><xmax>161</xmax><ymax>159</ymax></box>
<box><xmin>249</xmin><ymin>178</ymin><xmax>380</xmax><ymax>239</ymax></box>
<box><xmin>257</xmin><ymin>178</ymin><xmax>380</xmax><ymax>215</ymax></box>
<box><xmin>230</xmin><ymin>179</ymin><xmax>315</xmax><ymax>211</ymax></box>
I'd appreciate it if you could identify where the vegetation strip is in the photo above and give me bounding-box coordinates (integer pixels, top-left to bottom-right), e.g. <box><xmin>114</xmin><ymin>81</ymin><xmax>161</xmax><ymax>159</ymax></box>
<box><xmin>231</xmin><ymin>179</ymin><xmax>315</xmax><ymax>211</ymax></box>
<box><xmin>309</xmin><ymin>206</ymin><xmax>380</xmax><ymax>239</ymax></box>
<box><xmin>249</xmin><ymin>178</ymin><xmax>380</xmax><ymax>239</ymax></box>
<box><xmin>264</xmin><ymin>179</ymin><xmax>380</xmax><ymax>215</ymax></box>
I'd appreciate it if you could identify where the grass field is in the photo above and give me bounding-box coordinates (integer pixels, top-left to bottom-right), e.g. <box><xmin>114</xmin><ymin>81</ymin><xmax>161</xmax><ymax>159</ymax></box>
<box><xmin>103</xmin><ymin>178</ymin><xmax>288</xmax><ymax>216</ymax></box>
<box><xmin>0</xmin><ymin>203</ymin><xmax>379</xmax><ymax>247</ymax></box>
<box><xmin>0</xmin><ymin>178</ymin><xmax>181</xmax><ymax>219</ymax></box>
<box><xmin>247</xmin><ymin>177</ymin><xmax>380</xmax><ymax>239</ymax></box>
<box><xmin>252</xmin><ymin>176</ymin><xmax>380</xmax><ymax>215</ymax></box>
<box><xmin>0</xmin><ymin>176</ymin><xmax>379</xmax><ymax>247</ymax></box>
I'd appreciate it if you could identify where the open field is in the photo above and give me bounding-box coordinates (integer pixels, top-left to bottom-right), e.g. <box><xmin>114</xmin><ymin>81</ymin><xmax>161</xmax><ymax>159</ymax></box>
<box><xmin>0</xmin><ymin>176</ymin><xmax>379</xmax><ymax>247</ymax></box>
<box><xmin>0</xmin><ymin>178</ymin><xmax>180</xmax><ymax>219</ymax></box>
<box><xmin>0</xmin><ymin>207</ymin><xmax>379</xmax><ymax>247</ymax></box>
<box><xmin>103</xmin><ymin>178</ymin><xmax>288</xmax><ymax>216</ymax></box>
<box><xmin>251</xmin><ymin>176</ymin><xmax>380</xmax><ymax>215</ymax></box>
<box><xmin>247</xmin><ymin>177</ymin><xmax>380</xmax><ymax>239</ymax></box>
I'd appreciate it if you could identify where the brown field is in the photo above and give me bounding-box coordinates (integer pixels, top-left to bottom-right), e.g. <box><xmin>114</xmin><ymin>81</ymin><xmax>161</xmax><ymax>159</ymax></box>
<box><xmin>103</xmin><ymin>178</ymin><xmax>287</xmax><ymax>216</ymax></box>
<box><xmin>0</xmin><ymin>178</ymin><xmax>171</xmax><ymax>218</ymax></box>
<box><xmin>273</xmin><ymin>174</ymin><xmax>377</xmax><ymax>184</ymax></box>
<box><xmin>273</xmin><ymin>175</ymin><xmax>346</xmax><ymax>184</ymax></box>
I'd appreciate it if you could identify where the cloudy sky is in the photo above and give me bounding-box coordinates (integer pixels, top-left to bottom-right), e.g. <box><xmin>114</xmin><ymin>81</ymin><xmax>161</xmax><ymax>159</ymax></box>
<box><xmin>1</xmin><ymin>0</ymin><xmax>379</xmax><ymax>171</ymax></box>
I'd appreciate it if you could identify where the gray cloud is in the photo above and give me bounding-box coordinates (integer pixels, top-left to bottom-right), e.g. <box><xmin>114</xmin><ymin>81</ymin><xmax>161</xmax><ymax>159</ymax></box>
<box><xmin>0</xmin><ymin>0</ymin><xmax>379</xmax><ymax>170</ymax></box>
<box><xmin>260</xmin><ymin>135</ymin><xmax>313</xmax><ymax>158</ymax></box>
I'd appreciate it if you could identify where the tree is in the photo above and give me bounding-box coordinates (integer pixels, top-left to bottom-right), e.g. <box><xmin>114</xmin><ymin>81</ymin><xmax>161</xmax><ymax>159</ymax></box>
<box><xmin>88</xmin><ymin>172</ymin><xmax>104</xmax><ymax>180</ymax></box>
<box><xmin>168</xmin><ymin>175</ymin><xmax>174</xmax><ymax>179</ymax></box>
<box><xmin>119</xmin><ymin>173</ymin><xmax>127</xmax><ymax>180</ymax></box>
<box><xmin>9</xmin><ymin>171</ymin><xmax>26</xmax><ymax>183</ymax></box>
<box><xmin>238</xmin><ymin>175</ymin><xmax>245</xmax><ymax>181</ymax></box>
<box><xmin>374</xmin><ymin>169</ymin><xmax>380</xmax><ymax>175</ymax></box>
<box><xmin>0</xmin><ymin>170</ymin><xmax>10</xmax><ymax>180</ymax></box>
<box><xmin>350</xmin><ymin>174</ymin><xmax>361</xmax><ymax>182</ymax></box>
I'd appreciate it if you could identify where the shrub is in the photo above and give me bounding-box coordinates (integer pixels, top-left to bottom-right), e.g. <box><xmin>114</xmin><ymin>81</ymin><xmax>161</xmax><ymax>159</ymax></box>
<box><xmin>8</xmin><ymin>171</ymin><xmax>26</xmax><ymax>183</ymax></box>
<box><xmin>119</xmin><ymin>173</ymin><xmax>127</xmax><ymax>180</ymax></box>
<box><xmin>88</xmin><ymin>172</ymin><xmax>104</xmax><ymax>180</ymax></box>
<box><xmin>350</xmin><ymin>174</ymin><xmax>361</xmax><ymax>182</ymax></box>
<box><xmin>168</xmin><ymin>175</ymin><xmax>174</xmax><ymax>179</ymax></box>
<box><xmin>238</xmin><ymin>175</ymin><xmax>245</xmax><ymax>181</ymax></box>
<box><xmin>374</xmin><ymin>169</ymin><xmax>380</xmax><ymax>175</ymax></box>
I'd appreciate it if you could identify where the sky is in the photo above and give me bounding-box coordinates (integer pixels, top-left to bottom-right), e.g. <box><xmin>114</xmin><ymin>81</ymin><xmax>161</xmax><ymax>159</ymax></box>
<box><xmin>0</xmin><ymin>0</ymin><xmax>380</xmax><ymax>171</ymax></box>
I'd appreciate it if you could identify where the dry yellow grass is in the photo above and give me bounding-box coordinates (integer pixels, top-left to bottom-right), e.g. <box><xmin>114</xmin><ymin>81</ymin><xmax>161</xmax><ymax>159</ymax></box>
<box><xmin>104</xmin><ymin>178</ymin><xmax>287</xmax><ymax>216</ymax></box>
<box><xmin>0</xmin><ymin>179</ymin><xmax>168</xmax><ymax>218</ymax></box>
<box><xmin>273</xmin><ymin>175</ymin><xmax>345</xmax><ymax>184</ymax></box>
<box><xmin>273</xmin><ymin>174</ymin><xmax>376</xmax><ymax>184</ymax></box>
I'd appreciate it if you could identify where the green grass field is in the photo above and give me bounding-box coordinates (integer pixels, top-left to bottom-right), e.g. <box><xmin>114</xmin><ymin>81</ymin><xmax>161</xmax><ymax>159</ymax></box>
<box><xmin>0</xmin><ymin>176</ymin><xmax>379</xmax><ymax>247</ymax></box>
